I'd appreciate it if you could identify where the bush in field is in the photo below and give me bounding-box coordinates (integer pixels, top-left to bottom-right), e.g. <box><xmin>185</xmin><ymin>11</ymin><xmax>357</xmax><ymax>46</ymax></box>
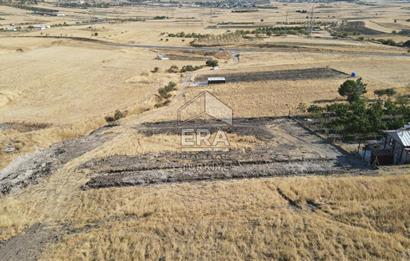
<box><xmin>158</xmin><ymin>81</ymin><xmax>177</xmax><ymax>99</ymax></box>
<box><xmin>376</xmin><ymin>38</ymin><xmax>400</xmax><ymax>47</ymax></box>
<box><xmin>153</xmin><ymin>16</ymin><xmax>168</xmax><ymax>20</ymax></box>
<box><xmin>104</xmin><ymin>115</ymin><xmax>115</xmax><ymax>122</ymax></box>
<box><xmin>307</xmin><ymin>104</ymin><xmax>323</xmax><ymax>114</ymax></box>
<box><xmin>180</xmin><ymin>65</ymin><xmax>203</xmax><ymax>73</ymax></box>
<box><xmin>167</xmin><ymin>32</ymin><xmax>209</xmax><ymax>39</ymax></box>
<box><xmin>374</xmin><ymin>88</ymin><xmax>396</xmax><ymax>98</ymax></box>
<box><xmin>205</xmin><ymin>59</ymin><xmax>218</xmax><ymax>67</ymax></box>
<box><xmin>297</xmin><ymin>103</ymin><xmax>307</xmax><ymax>113</ymax></box>
<box><xmin>105</xmin><ymin>110</ymin><xmax>126</xmax><ymax>123</ymax></box>
<box><xmin>167</xmin><ymin>65</ymin><xmax>179</xmax><ymax>73</ymax></box>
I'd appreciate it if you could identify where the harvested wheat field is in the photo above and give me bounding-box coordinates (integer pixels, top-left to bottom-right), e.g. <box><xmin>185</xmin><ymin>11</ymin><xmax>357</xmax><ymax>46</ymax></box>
<box><xmin>1</xmin><ymin>0</ymin><xmax>410</xmax><ymax>260</ymax></box>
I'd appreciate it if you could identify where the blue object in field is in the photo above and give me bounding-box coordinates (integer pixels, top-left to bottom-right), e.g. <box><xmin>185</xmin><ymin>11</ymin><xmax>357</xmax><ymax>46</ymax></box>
<box><xmin>351</xmin><ymin>72</ymin><xmax>357</xmax><ymax>77</ymax></box>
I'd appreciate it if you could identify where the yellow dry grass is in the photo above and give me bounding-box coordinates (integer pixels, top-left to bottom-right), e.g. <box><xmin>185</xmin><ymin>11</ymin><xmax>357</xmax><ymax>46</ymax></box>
<box><xmin>1</xmin><ymin>149</ymin><xmax>409</xmax><ymax>260</ymax></box>
<box><xmin>28</xmin><ymin>170</ymin><xmax>410</xmax><ymax>260</ymax></box>
<box><xmin>1</xmin><ymin>2</ymin><xmax>410</xmax><ymax>260</ymax></box>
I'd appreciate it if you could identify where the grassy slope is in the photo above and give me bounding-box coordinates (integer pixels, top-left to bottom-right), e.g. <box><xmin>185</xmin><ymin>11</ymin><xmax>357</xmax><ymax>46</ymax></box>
<box><xmin>32</xmin><ymin>169</ymin><xmax>410</xmax><ymax>260</ymax></box>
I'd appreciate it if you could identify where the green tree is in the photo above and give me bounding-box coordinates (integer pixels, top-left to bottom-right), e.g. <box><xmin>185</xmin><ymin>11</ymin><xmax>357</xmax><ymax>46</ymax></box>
<box><xmin>367</xmin><ymin>100</ymin><xmax>386</xmax><ymax>133</ymax></box>
<box><xmin>345</xmin><ymin>100</ymin><xmax>371</xmax><ymax>138</ymax></box>
<box><xmin>338</xmin><ymin>78</ymin><xmax>367</xmax><ymax>103</ymax></box>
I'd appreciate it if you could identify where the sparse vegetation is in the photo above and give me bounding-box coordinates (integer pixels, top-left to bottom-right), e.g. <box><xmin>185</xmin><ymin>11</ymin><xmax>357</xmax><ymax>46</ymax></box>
<box><xmin>180</xmin><ymin>65</ymin><xmax>203</xmax><ymax>72</ymax></box>
<box><xmin>158</xmin><ymin>81</ymin><xmax>176</xmax><ymax>99</ymax></box>
<box><xmin>375</xmin><ymin>38</ymin><xmax>401</xmax><ymax>47</ymax></box>
<box><xmin>155</xmin><ymin>81</ymin><xmax>177</xmax><ymax>107</ymax></box>
<box><xmin>166</xmin><ymin>32</ymin><xmax>210</xmax><ymax>39</ymax></box>
<box><xmin>236</xmin><ymin>26</ymin><xmax>310</xmax><ymax>37</ymax></box>
<box><xmin>152</xmin><ymin>16</ymin><xmax>168</xmax><ymax>20</ymax></box>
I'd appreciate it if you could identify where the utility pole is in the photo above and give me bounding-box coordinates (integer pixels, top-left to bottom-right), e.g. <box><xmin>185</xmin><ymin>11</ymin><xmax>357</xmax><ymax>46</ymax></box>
<box><xmin>285</xmin><ymin>10</ymin><xmax>288</xmax><ymax>24</ymax></box>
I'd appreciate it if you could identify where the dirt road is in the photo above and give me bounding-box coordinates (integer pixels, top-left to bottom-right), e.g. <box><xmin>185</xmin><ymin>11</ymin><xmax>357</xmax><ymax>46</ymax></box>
<box><xmin>3</xmin><ymin>35</ymin><xmax>410</xmax><ymax>58</ymax></box>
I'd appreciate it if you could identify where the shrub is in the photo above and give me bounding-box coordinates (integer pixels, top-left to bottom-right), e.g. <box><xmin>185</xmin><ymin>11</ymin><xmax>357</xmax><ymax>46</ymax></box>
<box><xmin>180</xmin><ymin>65</ymin><xmax>203</xmax><ymax>72</ymax></box>
<box><xmin>153</xmin><ymin>16</ymin><xmax>168</xmax><ymax>20</ymax></box>
<box><xmin>374</xmin><ymin>88</ymin><xmax>396</xmax><ymax>98</ymax></box>
<box><xmin>297</xmin><ymin>103</ymin><xmax>307</xmax><ymax>113</ymax></box>
<box><xmin>206</xmin><ymin>59</ymin><xmax>219</xmax><ymax>67</ymax></box>
<box><xmin>307</xmin><ymin>105</ymin><xmax>323</xmax><ymax>114</ymax></box>
<box><xmin>113</xmin><ymin>110</ymin><xmax>125</xmax><ymax>120</ymax></box>
<box><xmin>167</xmin><ymin>65</ymin><xmax>179</xmax><ymax>73</ymax></box>
<box><xmin>376</xmin><ymin>38</ymin><xmax>399</xmax><ymax>47</ymax></box>
<box><xmin>105</xmin><ymin>110</ymin><xmax>126</xmax><ymax>123</ymax></box>
<box><xmin>104</xmin><ymin>116</ymin><xmax>115</xmax><ymax>123</ymax></box>
<box><xmin>158</xmin><ymin>82</ymin><xmax>177</xmax><ymax>99</ymax></box>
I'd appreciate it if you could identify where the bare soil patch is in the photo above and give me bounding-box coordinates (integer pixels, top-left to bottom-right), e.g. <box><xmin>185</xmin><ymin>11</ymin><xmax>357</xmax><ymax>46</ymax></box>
<box><xmin>0</xmin><ymin>223</ymin><xmax>57</xmax><ymax>261</ymax></box>
<box><xmin>338</xmin><ymin>21</ymin><xmax>384</xmax><ymax>35</ymax></box>
<box><xmin>195</xmin><ymin>67</ymin><xmax>348</xmax><ymax>83</ymax></box>
<box><xmin>81</xmin><ymin>118</ymin><xmax>367</xmax><ymax>189</ymax></box>
<box><xmin>0</xmin><ymin>126</ymin><xmax>113</xmax><ymax>195</ymax></box>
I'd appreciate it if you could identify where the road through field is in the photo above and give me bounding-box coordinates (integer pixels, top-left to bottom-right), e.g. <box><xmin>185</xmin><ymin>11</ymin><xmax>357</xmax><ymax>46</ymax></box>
<box><xmin>3</xmin><ymin>35</ymin><xmax>410</xmax><ymax>58</ymax></box>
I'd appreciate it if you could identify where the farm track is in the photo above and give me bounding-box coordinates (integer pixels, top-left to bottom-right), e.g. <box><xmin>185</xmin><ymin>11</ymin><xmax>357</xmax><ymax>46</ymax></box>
<box><xmin>3</xmin><ymin>35</ymin><xmax>410</xmax><ymax>58</ymax></box>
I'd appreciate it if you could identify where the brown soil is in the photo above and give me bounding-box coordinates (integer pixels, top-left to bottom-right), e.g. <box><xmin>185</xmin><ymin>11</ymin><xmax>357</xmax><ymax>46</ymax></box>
<box><xmin>195</xmin><ymin>67</ymin><xmax>348</xmax><ymax>83</ymax></box>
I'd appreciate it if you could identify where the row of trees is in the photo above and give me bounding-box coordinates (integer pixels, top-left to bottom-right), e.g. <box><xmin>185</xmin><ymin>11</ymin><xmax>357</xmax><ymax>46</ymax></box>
<box><xmin>235</xmin><ymin>26</ymin><xmax>309</xmax><ymax>37</ymax></box>
<box><xmin>166</xmin><ymin>32</ymin><xmax>209</xmax><ymax>39</ymax></box>
<box><xmin>307</xmin><ymin>78</ymin><xmax>410</xmax><ymax>141</ymax></box>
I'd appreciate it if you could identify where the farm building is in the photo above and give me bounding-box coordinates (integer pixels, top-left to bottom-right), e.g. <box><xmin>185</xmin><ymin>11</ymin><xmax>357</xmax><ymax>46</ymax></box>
<box><xmin>207</xmin><ymin>77</ymin><xmax>226</xmax><ymax>84</ymax></box>
<box><xmin>33</xmin><ymin>10</ymin><xmax>59</xmax><ymax>16</ymax></box>
<box><xmin>156</xmin><ymin>54</ymin><xmax>169</xmax><ymax>60</ymax></box>
<box><xmin>362</xmin><ymin>124</ymin><xmax>410</xmax><ymax>165</ymax></box>
<box><xmin>32</xmin><ymin>24</ymin><xmax>50</xmax><ymax>30</ymax></box>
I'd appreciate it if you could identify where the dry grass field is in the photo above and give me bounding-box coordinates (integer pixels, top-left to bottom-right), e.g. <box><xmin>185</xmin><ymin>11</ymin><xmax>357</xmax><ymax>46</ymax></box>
<box><xmin>1</xmin><ymin>0</ymin><xmax>410</xmax><ymax>260</ymax></box>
